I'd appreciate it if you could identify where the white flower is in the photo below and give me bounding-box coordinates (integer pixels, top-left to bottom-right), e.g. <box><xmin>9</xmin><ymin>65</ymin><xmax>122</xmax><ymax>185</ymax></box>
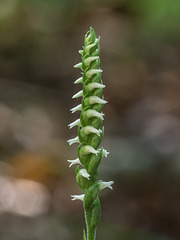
<box><xmin>74</xmin><ymin>62</ymin><xmax>82</xmax><ymax>69</ymax></box>
<box><xmin>79</xmin><ymin>169</ymin><xmax>90</xmax><ymax>180</ymax></box>
<box><xmin>74</xmin><ymin>77</ymin><xmax>83</xmax><ymax>84</ymax></box>
<box><xmin>83</xmin><ymin>126</ymin><xmax>101</xmax><ymax>136</ymax></box>
<box><xmin>99</xmin><ymin>181</ymin><xmax>114</xmax><ymax>191</ymax></box>
<box><xmin>85</xmin><ymin>43</ymin><xmax>96</xmax><ymax>54</ymax></box>
<box><xmin>86</xmin><ymin>69</ymin><xmax>103</xmax><ymax>78</ymax></box>
<box><xmin>84</xmin><ymin>56</ymin><xmax>99</xmax><ymax>66</ymax></box>
<box><xmin>78</xmin><ymin>50</ymin><xmax>83</xmax><ymax>55</ymax></box>
<box><xmin>88</xmin><ymin>96</ymin><xmax>107</xmax><ymax>105</ymax></box>
<box><xmin>87</xmin><ymin>83</ymin><xmax>105</xmax><ymax>91</ymax></box>
<box><xmin>72</xmin><ymin>90</ymin><xmax>83</xmax><ymax>99</ymax></box>
<box><xmin>67</xmin><ymin>158</ymin><xmax>81</xmax><ymax>168</ymax></box>
<box><xmin>102</xmin><ymin>148</ymin><xmax>109</xmax><ymax>157</ymax></box>
<box><xmin>83</xmin><ymin>145</ymin><xmax>99</xmax><ymax>155</ymax></box>
<box><xmin>71</xmin><ymin>194</ymin><xmax>85</xmax><ymax>201</ymax></box>
<box><xmin>86</xmin><ymin>109</ymin><xmax>104</xmax><ymax>120</ymax></box>
<box><xmin>67</xmin><ymin>136</ymin><xmax>79</xmax><ymax>145</ymax></box>
<box><xmin>68</xmin><ymin>119</ymin><xmax>80</xmax><ymax>129</ymax></box>
<box><xmin>70</xmin><ymin>104</ymin><xmax>82</xmax><ymax>113</ymax></box>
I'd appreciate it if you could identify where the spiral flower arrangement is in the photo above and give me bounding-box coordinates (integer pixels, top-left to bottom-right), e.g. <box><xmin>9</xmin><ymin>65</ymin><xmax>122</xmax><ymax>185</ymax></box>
<box><xmin>68</xmin><ymin>27</ymin><xmax>114</xmax><ymax>240</ymax></box>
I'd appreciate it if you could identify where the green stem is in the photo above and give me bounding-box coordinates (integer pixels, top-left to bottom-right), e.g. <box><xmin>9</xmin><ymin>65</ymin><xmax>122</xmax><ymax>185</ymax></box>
<box><xmin>87</xmin><ymin>226</ymin><xmax>96</xmax><ymax>240</ymax></box>
<box><xmin>84</xmin><ymin>208</ymin><xmax>96</xmax><ymax>240</ymax></box>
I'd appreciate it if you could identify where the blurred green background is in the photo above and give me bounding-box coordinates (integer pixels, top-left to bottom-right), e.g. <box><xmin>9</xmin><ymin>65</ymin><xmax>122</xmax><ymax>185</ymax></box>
<box><xmin>0</xmin><ymin>0</ymin><xmax>180</xmax><ymax>239</ymax></box>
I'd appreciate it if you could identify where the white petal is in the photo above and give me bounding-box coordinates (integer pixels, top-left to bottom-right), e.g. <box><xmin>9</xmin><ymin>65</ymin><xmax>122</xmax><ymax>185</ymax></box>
<box><xmin>85</xmin><ymin>43</ymin><xmax>96</xmax><ymax>53</ymax></box>
<box><xmin>87</xmin><ymin>83</ymin><xmax>105</xmax><ymax>91</ymax></box>
<box><xmin>83</xmin><ymin>126</ymin><xmax>101</xmax><ymax>136</ymax></box>
<box><xmin>74</xmin><ymin>77</ymin><xmax>83</xmax><ymax>84</ymax></box>
<box><xmin>67</xmin><ymin>158</ymin><xmax>81</xmax><ymax>167</ymax></box>
<box><xmin>86</xmin><ymin>109</ymin><xmax>104</xmax><ymax>120</ymax></box>
<box><xmin>70</xmin><ymin>104</ymin><xmax>82</xmax><ymax>113</ymax></box>
<box><xmin>88</xmin><ymin>96</ymin><xmax>107</xmax><ymax>105</ymax></box>
<box><xmin>72</xmin><ymin>90</ymin><xmax>83</xmax><ymax>99</ymax></box>
<box><xmin>67</xmin><ymin>136</ymin><xmax>79</xmax><ymax>146</ymax></box>
<box><xmin>79</xmin><ymin>169</ymin><xmax>90</xmax><ymax>180</ymax></box>
<box><xmin>86</xmin><ymin>69</ymin><xmax>103</xmax><ymax>78</ymax></box>
<box><xmin>71</xmin><ymin>194</ymin><xmax>85</xmax><ymax>201</ymax></box>
<box><xmin>68</xmin><ymin>119</ymin><xmax>80</xmax><ymax>129</ymax></box>
<box><xmin>99</xmin><ymin>181</ymin><xmax>114</xmax><ymax>191</ymax></box>
<box><xmin>83</xmin><ymin>145</ymin><xmax>99</xmax><ymax>155</ymax></box>
<box><xmin>84</xmin><ymin>56</ymin><xmax>99</xmax><ymax>66</ymax></box>
<box><xmin>74</xmin><ymin>62</ymin><xmax>82</xmax><ymax>69</ymax></box>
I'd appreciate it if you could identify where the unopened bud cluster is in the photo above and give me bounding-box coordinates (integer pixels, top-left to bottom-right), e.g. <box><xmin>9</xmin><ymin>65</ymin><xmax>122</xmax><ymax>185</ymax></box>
<box><xmin>68</xmin><ymin>27</ymin><xmax>113</xmax><ymax>240</ymax></box>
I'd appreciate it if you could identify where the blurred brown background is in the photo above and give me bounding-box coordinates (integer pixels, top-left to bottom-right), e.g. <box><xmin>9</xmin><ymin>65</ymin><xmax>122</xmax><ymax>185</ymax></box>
<box><xmin>0</xmin><ymin>0</ymin><xmax>180</xmax><ymax>239</ymax></box>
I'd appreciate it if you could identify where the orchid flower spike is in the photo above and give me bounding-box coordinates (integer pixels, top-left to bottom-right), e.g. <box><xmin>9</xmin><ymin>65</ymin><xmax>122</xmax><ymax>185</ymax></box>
<box><xmin>68</xmin><ymin>27</ymin><xmax>113</xmax><ymax>240</ymax></box>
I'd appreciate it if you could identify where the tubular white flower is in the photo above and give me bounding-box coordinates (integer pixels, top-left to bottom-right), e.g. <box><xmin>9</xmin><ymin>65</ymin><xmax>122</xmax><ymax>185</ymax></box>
<box><xmin>83</xmin><ymin>126</ymin><xmax>101</xmax><ymax>136</ymax></box>
<box><xmin>74</xmin><ymin>77</ymin><xmax>83</xmax><ymax>84</ymax></box>
<box><xmin>79</xmin><ymin>169</ymin><xmax>90</xmax><ymax>180</ymax></box>
<box><xmin>86</xmin><ymin>109</ymin><xmax>104</xmax><ymax>120</ymax></box>
<box><xmin>88</xmin><ymin>96</ymin><xmax>107</xmax><ymax>105</ymax></box>
<box><xmin>84</xmin><ymin>56</ymin><xmax>99</xmax><ymax>66</ymax></box>
<box><xmin>86</xmin><ymin>69</ymin><xmax>103</xmax><ymax>78</ymax></box>
<box><xmin>70</xmin><ymin>104</ymin><xmax>82</xmax><ymax>113</ymax></box>
<box><xmin>87</xmin><ymin>83</ymin><xmax>105</xmax><ymax>91</ymax></box>
<box><xmin>74</xmin><ymin>62</ymin><xmax>83</xmax><ymax>69</ymax></box>
<box><xmin>72</xmin><ymin>90</ymin><xmax>83</xmax><ymax>99</ymax></box>
<box><xmin>67</xmin><ymin>158</ymin><xmax>81</xmax><ymax>168</ymax></box>
<box><xmin>67</xmin><ymin>136</ymin><xmax>80</xmax><ymax>145</ymax></box>
<box><xmin>83</xmin><ymin>145</ymin><xmax>99</xmax><ymax>155</ymax></box>
<box><xmin>102</xmin><ymin>148</ymin><xmax>109</xmax><ymax>157</ymax></box>
<box><xmin>71</xmin><ymin>194</ymin><xmax>85</xmax><ymax>201</ymax></box>
<box><xmin>68</xmin><ymin>119</ymin><xmax>80</xmax><ymax>129</ymax></box>
<box><xmin>99</xmin><ymin>181</ymin><xmax>114</xmax><ymax>191</ymax></box>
